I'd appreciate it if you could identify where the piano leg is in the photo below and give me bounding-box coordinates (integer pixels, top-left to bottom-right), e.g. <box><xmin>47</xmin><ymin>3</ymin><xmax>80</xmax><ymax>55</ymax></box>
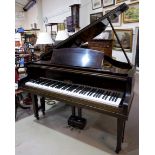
<box><xmin>115</xmin><ymin>118</ymin><xmax>125</xmax><ymax>153</ymax></box>
<box><xmin>40</xmin><ymin>97</ymin><xmax>45</xmax><ymax>115</ymax></box>
<box><xmin>31</xmin><ymin>94</ymin><xmax>39</xmax><ymax>120</ymax></box>
<box><xmin>122</xmin><ymin>122</ymin><xmax>126</xmax><ymax>142</ymax></box>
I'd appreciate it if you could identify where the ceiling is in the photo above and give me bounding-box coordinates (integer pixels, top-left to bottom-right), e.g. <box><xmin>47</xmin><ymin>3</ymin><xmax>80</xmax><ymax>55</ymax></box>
<box><xmin>15</xmin><ymin>0</ymin><xmax>31</xmax><ymax>7</ymax></box>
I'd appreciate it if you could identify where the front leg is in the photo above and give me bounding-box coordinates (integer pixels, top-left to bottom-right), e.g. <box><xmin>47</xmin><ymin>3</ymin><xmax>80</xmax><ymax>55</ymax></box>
<box><xmin>115</xmin><ymin>118</ymin><xmax>125</xmax><ymax>153</ymax></box>
<box><xmin>31</xmin><ymin>94</ymin><xmax>39</xmax><ymax>120</ymax></box>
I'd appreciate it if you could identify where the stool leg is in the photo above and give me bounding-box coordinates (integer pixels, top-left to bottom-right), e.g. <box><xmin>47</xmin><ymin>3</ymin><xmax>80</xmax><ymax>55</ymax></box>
<box><xmin>31</xmin><ymin>94</ymin><xmax>39</xmax><ymax>120</ymax></box>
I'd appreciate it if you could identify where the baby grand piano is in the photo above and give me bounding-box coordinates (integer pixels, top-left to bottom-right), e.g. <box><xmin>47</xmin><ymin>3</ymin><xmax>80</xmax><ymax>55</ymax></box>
<box><xmin>21</xmin><ymin>3</ymin><xmax>135</xmax><ymax>153</ymax></box>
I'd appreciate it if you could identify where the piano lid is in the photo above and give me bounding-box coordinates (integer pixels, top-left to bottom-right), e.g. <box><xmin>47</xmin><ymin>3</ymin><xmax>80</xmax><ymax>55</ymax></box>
<box><xmin>55</xmin><ymin>3</ymin><xmax>129</xmax><ymax>49</ymax></box>
<box><xmin>40</xmin><ymin>3</ymin><xmax>130</xmax><ymax>65</ymax></box>
<box><xmin>51</xmin><ymin>48</ymin><xmax>104</xmax><ymax>69</ymax></box>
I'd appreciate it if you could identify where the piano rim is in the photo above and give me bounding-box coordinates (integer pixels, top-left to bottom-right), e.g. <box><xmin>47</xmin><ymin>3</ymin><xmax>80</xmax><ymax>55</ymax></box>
<box><xmin>26</xmin><ymin>62</ymin><xmax>130</xmax><ymax>81</ymax></box>
<box><xmin>23</xmin><ymin>85</ymin><xmax>129</xmax><ymax>120</ymax></box>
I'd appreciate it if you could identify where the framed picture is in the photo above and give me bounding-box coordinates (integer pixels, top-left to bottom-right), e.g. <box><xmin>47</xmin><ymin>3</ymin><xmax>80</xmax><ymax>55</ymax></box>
<box><xmin>66</xmin><ymin>16</ymin><xmax>75</xmax><ymax>32</ymax></box>
<box><xmin>90</xmin><ymin>12</ymin><xmax>103</xmax><ymax>23</ymax></box>
<box><xmin>116</xmin><ymin>0</ymin><xmax>127</xmax><ymax>4</ymax></box>
<box><xmin>123</xmin><ymin>2</ymin><xmax>139</xmax><ymax>23</ymax></box>
<box><xmin>103</xmin><ymin>0</ymin><xmax>115</xmax><ymax>8</ymax></box>
<box><xmin>91</xmin><ymin>0</ymin><xmax>102</xmax><ymax>10</ymax></box>
<box><xmin>94</xmin><ymin>30</ymin><xmax>112</xmax><ymax>39</ymax></box>
<box><xmin>112</xmin><ymin>29</ymin><xmax>133</xmax><ymax>52</ymax></box>
<box><xmin>105</xmin><ymin>9</ymin><xmax>121</xmax><ymax>26</ymax></box>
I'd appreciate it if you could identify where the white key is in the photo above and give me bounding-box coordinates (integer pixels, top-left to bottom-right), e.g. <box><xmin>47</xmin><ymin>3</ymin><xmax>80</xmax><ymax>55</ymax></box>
<box><xmin>25</xmin><ymin>81</ymin><xmax>122</xmax><ymax>107</ymax></box>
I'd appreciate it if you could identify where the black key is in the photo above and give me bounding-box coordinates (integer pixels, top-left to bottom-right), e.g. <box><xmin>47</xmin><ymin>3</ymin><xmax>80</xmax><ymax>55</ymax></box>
<box><xmin>55</xmin><ymin>82</ymin><xmax>64</xmax><ymax>89</ymax></box>
<box><xmin>109</xmin><ymin>92</ymin><xmax>114</xmax><ymax>101</ymax></box>
<box><xmin>72</xmin><ymin>86</ymin><xmax>80</xmax><ymax>92</ymax></box>
<box><xmin>86</xmin><ymin>88</ymin><xmax>94</xmax><ymax>96</ymax></box>
<box><xmin>68</xmin><ymin>85</ymin><xmax>78</xmax><ymax>92</ymax></box>
<box><xmin>81</xmin><ymin>87</ymin><xmax>90</xmax><ymax>95</ymax></box>
<box><xmin>83</xmin><ymin>87</ymin><xmax>91</xmax><ymax>95</ymax></box>
<box><xmin>76</xmin><ymin>87</ymin><xmax>84</xmax><ymax>93</ymax></box>
<box><xmin>102</xmin><ymin>91</ymin><xmax>108</xmax><ymax>99</ymax></box>
<box><xmin>29</xmin><ymin>79</ymin><xmax>36</xmax><ymax>82</ymax></box>
<box><xmin>65</xmin><ymin>85</ymin><xmax>73</xmax><ymax>91</ymax></box>
<box><xmin>79</xmin><ymin>87</ymin><xmax>85</xmax><ymax>94</ymax></box>
<box><xmin>78</xmin><ymin>87</ymin><xmax>85</xmax><ymax>94</ymax></box>
<box><xmin>93</xmin><ymin>89</ymin><xmax>101</xmax><ymax>97</ymax></box>
<box><xmin>95</xmin><ymin>89</ymin><xmax>101</xmax><ymax>98</ymax></box>
<box><xmin>40</xmin><ymin>80</ymin><xmax>50</xmax><ymax>85</ymax></box>
<box><xmin>114</xmin><ymin>93</ymin><xmax>120</xmax><ymax>102</ymax></box>
<box><xmin>97</xmin><ymin>90</ymin><xmax>105</xmax><ymax>98</ymax></box>
<box><xmin>50</xmin><ymin>82</ymin><xmax>59</xmax><ymax>87</ymax></box>
<box><xmin>74</xmin><ymin>86</ymin><xmax>83</xmax><ymax>93</ymax></box>
<box><xmin>62</xmin><ymin>84</ymin><xmax>70</xmax><ymax>90</ymax></box>
<box><xmin>112</xmin><ymin>92</ymin><xmax>117</xmax><ymax>101</ymax></box>
<box><xmin>34</xmin><ymin>79</ymin><xmax>44</xmax><ymax>84</ymax></box>
<box><xmin>45</xmin><ymin>81</ymin><xmax>56</xmax><ymax>86</ymax></box>
<box><xmin>89</xmin><ymin>88</ymin><xmax>97</xmax><ymax>96</ymax></box>
<box><xmin>60</xmin><ymin>84</ymin><xmax>68</xmax><ymax>90</ymax></box>
<box><xmin>82</xmin><ymin>87</ymin><xmax>89</xmax><ymax>95</ymax></box>
<box><xmin>73</xmin><ymin>86</ymin><xmax>80</xmax><ymax>92</ymax></box>
<box><xmin>64</xmin><ymin>84</ymin><xmax>73</xmax><ymax>90</ymax></box>
<box><xmin>105</xmin><ymin>91</ymin><xmax>111</xmax><ymax>100</ymax></box>
<box><xmin>55</xmin><ymin>82</ymin><xmax>63</xmax><ymax>88</ymax></box>
<box><xmin>93</xmin><ymin>89</ymin><xmax>99</xmax><ymax>97</ymax></box>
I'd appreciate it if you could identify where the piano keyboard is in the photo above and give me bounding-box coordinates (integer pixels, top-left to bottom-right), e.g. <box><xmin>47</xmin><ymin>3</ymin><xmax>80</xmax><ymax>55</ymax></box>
<box><xmin>25</xmin><ymin>78</ymin><xmax>123</xmax><ymax>107</ymax></box>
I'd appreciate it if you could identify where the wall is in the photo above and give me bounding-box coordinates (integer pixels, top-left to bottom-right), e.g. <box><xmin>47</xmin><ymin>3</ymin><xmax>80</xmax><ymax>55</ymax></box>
<box><xmin>15</xmin><ymin>0</ymin><xmax>43</xmax><ymax>30</ymax></box>
<box><xmin>42</xmin><ymin>0</ymin><xmax>71</xmax><ymax>23</ymax></box>
<box><xmin>15</xmin><ymin>4</ymin><xmax>26</xmax><ymax>29</ymax></box>
<box><xmin>24</xmin><ymin>0</ymin><xmax>43</xmax><ymax>30</ymax></box>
